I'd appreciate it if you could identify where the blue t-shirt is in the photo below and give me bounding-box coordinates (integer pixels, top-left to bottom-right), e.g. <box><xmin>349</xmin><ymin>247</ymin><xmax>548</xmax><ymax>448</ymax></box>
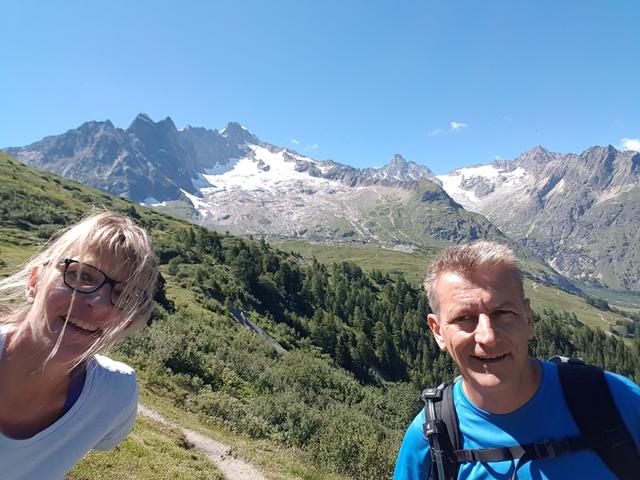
<box><xmin>393</xmin><ymin>360</ymin><xmax>640</xmax><ymax>479</ymax></box>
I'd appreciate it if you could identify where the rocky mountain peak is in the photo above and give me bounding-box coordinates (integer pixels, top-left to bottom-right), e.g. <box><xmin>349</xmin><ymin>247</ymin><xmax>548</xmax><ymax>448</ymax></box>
<box><xmin>530</xmin><ymin>145</ymin><xmax>548</xmax><ymax>154</ymax></box>
<box><xmin>127</xmin><ymin>112</ymin><xmax>153</xmax><ymax>128</ymax></box>
<box><xmin>513</xmin><ymin>145</ymin><xmax>560</xmax><ymax>173</ymax></box>
<box><xmin>126</xmin><ymin>113</ymin><xmax>178</xmax><ymax>134</ymax></box>
<box><xmin>76</xmin><ymin>119</ymin><xmax>114</xmax><ymax>134</ymax></box>
<box><xmin>516</xmin><ymin>145</ymin><xmax>551</xmax><ymax>160</ymax></box>
<box><xmin>158</xmin><ymin>116</ymin><xmax>178</xmax><ymax>132</ymax></box>
<box><xmin>439</xmin><ymin>144</ymin><xmax>640</xmax><ymax>290</ymax></box>
<box><xmin>389</xmin><ymin>153</ymin><xmax>407</xmax><ymax>165</ymax></box>
<box><xmin>581</xmin><ymin>144</ymin><xmax>618</xmax><ymax>160</ymax></box>
<box><xmin>220</xmin><ymin>122</ymin><xmax>259</xmax><ymax>145</ymax></box>
<box><xmin>370</xmin><ymin>154</ymin><xmax>439</xmax><ymax>184</ymax></box>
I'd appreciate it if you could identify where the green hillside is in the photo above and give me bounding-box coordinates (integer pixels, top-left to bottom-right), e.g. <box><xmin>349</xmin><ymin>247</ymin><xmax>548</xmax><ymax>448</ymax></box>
<box><xmin>274</xmin><ymin>240</ymin><xmax>636</xmax><ymax>336</ymax></box>
<box><xmin>2</xmin><ymin>152</ymin><xmax>639</xmax><ymax>479</ymax></box>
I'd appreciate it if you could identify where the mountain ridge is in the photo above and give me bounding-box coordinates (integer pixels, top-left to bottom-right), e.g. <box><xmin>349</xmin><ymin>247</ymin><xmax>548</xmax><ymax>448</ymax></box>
<box><xmin>5</xmin><ymin>114</ymin><xmax>640</xmax><ymax>291</ymax></box>
<box><xmin>438</xmin><ymin>145</ymin><xmax>640</xmax><ymax>290</ymax></box>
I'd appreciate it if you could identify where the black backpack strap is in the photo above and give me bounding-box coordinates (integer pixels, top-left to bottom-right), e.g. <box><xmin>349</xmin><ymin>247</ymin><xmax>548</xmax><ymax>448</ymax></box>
<box><xmin>421</xmin><ymin>361</ymin><xmax>640</xmax><ymax>479</ymax></box>
<box><xmin>423</xmin><ymin>383</ymin><xmax>461</xmax><ymax>480</ymax></box>
<box><xmin>555</xmin><ymin>361</ymin><xmax>640</xmax><ymax>480</ymax></box>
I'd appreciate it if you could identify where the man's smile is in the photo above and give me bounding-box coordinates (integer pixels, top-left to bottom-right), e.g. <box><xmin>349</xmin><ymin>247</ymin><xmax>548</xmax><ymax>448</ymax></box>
<box><xmin>471</xmin><ymin>352</ymin><xmax>510</xmax><ymax>363</ymax></box>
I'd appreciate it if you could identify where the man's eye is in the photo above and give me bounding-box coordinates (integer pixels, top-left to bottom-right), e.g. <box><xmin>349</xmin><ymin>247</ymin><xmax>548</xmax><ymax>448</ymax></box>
<box><xmin>454</xmin><ymin>315</ymin><xmax>474</xmax><ymax>323</ymax></box>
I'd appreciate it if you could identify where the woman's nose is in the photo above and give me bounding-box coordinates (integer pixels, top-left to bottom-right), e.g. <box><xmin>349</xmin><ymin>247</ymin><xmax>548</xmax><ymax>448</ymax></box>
<box><xmin>81</xmin><ymin>284</ymin><xmax>114</xmax><ymax>309</ymax></box>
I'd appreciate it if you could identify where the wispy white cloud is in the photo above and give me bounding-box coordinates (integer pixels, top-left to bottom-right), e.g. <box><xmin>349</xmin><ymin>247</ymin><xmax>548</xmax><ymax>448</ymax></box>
<box><xmin>619</xmin><ymin>137</ymin><xmax>640</xmax><ymax>152</ymax></box>
<box><xmin>450</xmin><ymin>121</ymin><xmax>468</xmax><ymax>131</ymax></box>
<box><xmin>494</xmin><ymin>155</ymin><xmax>502</xmax><ymax>161</ymax></box>
<box><xmin>428</xmin><ymin>120</ymin><xmax>469</xmax><ymax>138</ymax></box>
<box><xmin>291</xmin><ymin>138</ymin><xmax>300</xmax><ymax>145</ymax></box>
<box><xmin>304</xmin><ymin>143</ymin><xmax>318</xmax><ymax>151</ymax></box>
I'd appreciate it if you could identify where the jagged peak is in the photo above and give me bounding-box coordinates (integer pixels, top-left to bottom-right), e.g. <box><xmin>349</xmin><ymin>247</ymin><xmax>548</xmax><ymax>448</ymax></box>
<box><xmin>134</xmin><ymin>112</ymin><xmax>153</xmax><ymax>123</ymax></box>
<box><xmin>158</xmin><ymin>116</ymin><xmax>177</xmax><ymax>131</ymax></box>
<box><xmin>221</xmin><ymin>121</ymin><xmax>248</xmax><ymax>134</ymax></box>
<box><xmin>389</xmin><ymin>153</ymin><xmax>407</xmax><ymax>165</ymax></box>
<box><xmin>532</xmin><ymin>144</ymin><xmax>548</xmax><ymax>152</ymax></box>
<box><xmin>375</xmin><ymin>154</ymin><xmax>411</xmax><ymax>171</ymax></box>
<box><xmin>219</xmin><ymin>122</ymin><xmax>259</xmax><ymax>144</ymax></box>
<box><xmin>582</xmin><ymin>144</ymin><xmax>618</xmax><ymax>154</ymax></box>
<box><xmin>76</xmin><ymin>119</ymin><xmax>116</xmax><ymax>133</ymax></box>
<box><xmin>514</xmin><ymin>145</ymin><xmax>549</xmax><ymax>158</ymax></box>
<box><xmin>514</xmin><ymin>145</ymin><xmax>557</xmax><ymax>165</ymax></box>
<box><xmin>126</xmin><ymin>113</ymin><xmax>155</xmax><ymax>132</ymax></box>
<box><xmin>126</xmin><ymin>113</ymin><xmax>177</xmax><ymax>135</ymax></box>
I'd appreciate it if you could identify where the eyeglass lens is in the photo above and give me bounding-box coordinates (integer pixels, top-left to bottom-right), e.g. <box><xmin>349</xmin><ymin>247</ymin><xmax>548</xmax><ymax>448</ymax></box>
<box><xmin>64</xmin><ymin>261</ymin><xmax>126</xmax><ymax>305</ymax></box>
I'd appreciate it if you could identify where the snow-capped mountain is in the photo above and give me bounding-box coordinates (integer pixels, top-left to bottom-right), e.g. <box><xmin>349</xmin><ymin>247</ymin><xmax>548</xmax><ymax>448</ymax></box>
<box><xmin>438</xmin><ymin>146</ymin><xmax>640</xmax><ymax>290</ymax></box>
<box><xmin>4</xmin><ymin>114</ymin><xmax>258</xmax><ymax>202</ymax></box>
<box><xmin>178</xmin><ymin>142</ymin><xmax>506</xmax><ymax>248</ymax></box>
<box><xmin>7</xmin><ymin>114</ymin><xmax>639</xmax><ymax>290</ymax></box>
<box><xmin>5</xmin><ymin>114</ymin><xmax>441</xmax><ymax>203</ymax></box>
<box><xmin>2</xmin><ymin>114</ymin><xmax>510</xmax><ymax>251</ymax></box>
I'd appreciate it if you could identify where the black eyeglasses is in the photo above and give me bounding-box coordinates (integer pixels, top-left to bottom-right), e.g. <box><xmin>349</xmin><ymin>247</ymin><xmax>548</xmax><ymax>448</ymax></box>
<box><xmin>61</xmin><ymin>259</ymin><xmax>147</xmax><ymax>308</ymax></box>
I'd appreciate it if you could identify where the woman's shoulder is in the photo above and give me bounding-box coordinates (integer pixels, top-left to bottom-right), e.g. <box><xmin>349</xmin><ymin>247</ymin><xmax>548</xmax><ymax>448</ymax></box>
<box><xmin>93</xmin><ymin>355</ymin><xmax>136</xmax><ymax>376</ymax></box>
<box><xmin>88</xmin><ymin>355</ymin><xmax>138</xmax><ymax>399</ymax></box>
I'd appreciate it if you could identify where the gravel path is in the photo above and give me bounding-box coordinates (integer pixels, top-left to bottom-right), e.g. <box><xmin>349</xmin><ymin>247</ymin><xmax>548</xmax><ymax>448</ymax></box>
<box><xmin>137</xmin><ymin>404</ymin><xmax>267</xmax><ymax>480</ymax></box>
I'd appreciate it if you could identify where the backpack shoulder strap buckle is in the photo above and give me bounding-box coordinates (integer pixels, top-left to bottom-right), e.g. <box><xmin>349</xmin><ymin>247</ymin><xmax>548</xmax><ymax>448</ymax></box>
<box><xmin>422</xmin><ymin>383</ymin><xmax>446</xmax><ymax>402</ymax></box>
<box><xmin>548</xmin><ymin>355</ymin><xmax>585</xmax><ymax>366</ymax></box>
<box><xmin>533</xmin><ymin>439</ymin><xmax>557</xmax><ymax>459</ymax></box>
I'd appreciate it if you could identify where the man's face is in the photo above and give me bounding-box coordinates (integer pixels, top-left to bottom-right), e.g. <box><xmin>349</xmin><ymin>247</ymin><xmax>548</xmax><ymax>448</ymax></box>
<box><xmin>427</xmin><ymin>266</ymin><xmax>534</xmax><ymax>397</ymax></box>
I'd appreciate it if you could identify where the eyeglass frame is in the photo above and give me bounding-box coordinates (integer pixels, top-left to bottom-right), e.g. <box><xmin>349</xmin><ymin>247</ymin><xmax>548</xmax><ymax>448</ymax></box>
<box><xmin>60</xmin><ymin>258</ymin><xmax>147</xmax><ymax>308</ymax></box>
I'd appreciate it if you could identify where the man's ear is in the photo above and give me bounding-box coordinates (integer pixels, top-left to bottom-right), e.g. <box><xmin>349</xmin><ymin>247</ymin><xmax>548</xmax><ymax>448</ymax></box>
<box><xmin>427</xmin><ymin>313</ymin><xmax>447</xmax><ymax>351</ymax></box>
<box><xmin>524</xmin><ymin>298</ymin><xmax>534</xmax><ymax>340</ymax></box>
<box><xmin>27</xmin><ymin>266</ymin><xmax>40</xmax><ymax>302</ymax></box>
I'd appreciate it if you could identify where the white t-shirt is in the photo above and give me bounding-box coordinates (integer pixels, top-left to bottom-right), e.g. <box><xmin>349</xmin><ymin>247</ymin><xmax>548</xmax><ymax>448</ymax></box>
<box><xmin>0</xmin><ymin>331</ymin><xmax>139</xmax><ymax>480</ymax></box>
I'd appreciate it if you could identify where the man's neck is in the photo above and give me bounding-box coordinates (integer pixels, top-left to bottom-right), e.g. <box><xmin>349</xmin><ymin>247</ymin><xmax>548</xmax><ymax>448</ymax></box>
<box><xmin>462</xmin><ymin>357</ymin><xmax>542</xmax><ymax>414</ymax></box>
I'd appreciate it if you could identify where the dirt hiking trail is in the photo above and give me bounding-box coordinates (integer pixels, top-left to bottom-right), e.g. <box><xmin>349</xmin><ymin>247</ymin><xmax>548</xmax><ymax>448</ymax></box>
<box><xmin>138</xmin><ymin>404</ymin><xmax>267</xmax><ymax>480</ymax></box>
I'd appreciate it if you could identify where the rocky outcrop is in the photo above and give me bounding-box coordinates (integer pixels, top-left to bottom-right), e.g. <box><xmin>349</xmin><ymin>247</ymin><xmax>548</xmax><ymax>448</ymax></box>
<box><xmin>439</xmin><ymin>145</ymin><xmax>640</xmax><ymax>290</ymax></box>
<box><xmin>4</xmin><ymin>114</ymin><xmax>257</xmax><ymax>202</ymax></box>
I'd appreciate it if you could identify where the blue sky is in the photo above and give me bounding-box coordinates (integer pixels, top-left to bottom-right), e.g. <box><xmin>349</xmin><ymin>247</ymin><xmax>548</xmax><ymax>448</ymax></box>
<box><xmin>1</xmin><ymin>0</ymin><xmax>638</xmax><ymax>173</ymax></box>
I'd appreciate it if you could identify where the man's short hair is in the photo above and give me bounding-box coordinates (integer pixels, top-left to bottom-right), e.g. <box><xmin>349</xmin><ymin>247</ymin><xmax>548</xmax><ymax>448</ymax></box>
<box><xmin>424</xmin><ymin>241</ymin><xmax>523</xmax><ymax>314</ymax></box>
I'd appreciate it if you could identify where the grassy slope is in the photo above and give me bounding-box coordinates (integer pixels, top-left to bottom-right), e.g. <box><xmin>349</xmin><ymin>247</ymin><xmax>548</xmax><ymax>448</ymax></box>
<box><xmin>135</xmin><ymin>375</ymin><xmax>348</xmax><ymax>480</ymax></box>
<box><xmin>66</xmin><ymin>416</ymin><xmax>224</xmax><ymax>480</ymax></box>
<box><xmin>275</xmin><ymin>239</ymin><xmax>632</xmax><ymax>335</ymax></box>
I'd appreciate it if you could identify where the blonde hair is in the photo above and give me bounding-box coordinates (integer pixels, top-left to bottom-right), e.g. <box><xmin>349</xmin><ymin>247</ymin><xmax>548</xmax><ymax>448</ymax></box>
<box><xmin>424</xmin><ymin>241</ymin><xmax>523</xmax><ymax>314</ymax></box>
<box><xmin>0</xmin><ymin>211</ymin><xmax>158</xmax><ymax>366</ymax></box>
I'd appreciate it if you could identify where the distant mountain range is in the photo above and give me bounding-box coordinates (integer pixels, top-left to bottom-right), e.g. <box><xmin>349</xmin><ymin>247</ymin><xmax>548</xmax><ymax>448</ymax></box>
<box><xmin>438</xmin><ymin>146</ymin><xmax>640</xmax><ymax>290</ymax></box>
<box><xmin>4</xmin><ymin>114</ymin><xmax>259</xmax><ymax>202</ymax></box>
<box><xmin>4</xmin><ymin>114</ymin><xmax>640</xmax><ymax>291</ymax></box>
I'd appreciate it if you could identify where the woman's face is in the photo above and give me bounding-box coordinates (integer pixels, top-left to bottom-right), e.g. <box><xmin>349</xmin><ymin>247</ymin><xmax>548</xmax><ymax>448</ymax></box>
<box><xmin>29</xmin><ymin>253</ymin><xmax>131</xmax><ymax>362</ymax></box>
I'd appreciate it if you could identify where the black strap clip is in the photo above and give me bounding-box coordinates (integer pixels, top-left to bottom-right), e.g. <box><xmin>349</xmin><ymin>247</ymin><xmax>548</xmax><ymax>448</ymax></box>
<box><xmin>532</xmin><ymin>438</ymin><xmax>572</xmax><ymax>460</ymax></box>
<box><xmin>422</xmin><ymin>384</ymin><xmax>445</xmax><ymax>401</ymax></box>
<box><xmin>533</xmin><ymin>439</ymin><xmax>557</xmax><ymax>459</ymax></box>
